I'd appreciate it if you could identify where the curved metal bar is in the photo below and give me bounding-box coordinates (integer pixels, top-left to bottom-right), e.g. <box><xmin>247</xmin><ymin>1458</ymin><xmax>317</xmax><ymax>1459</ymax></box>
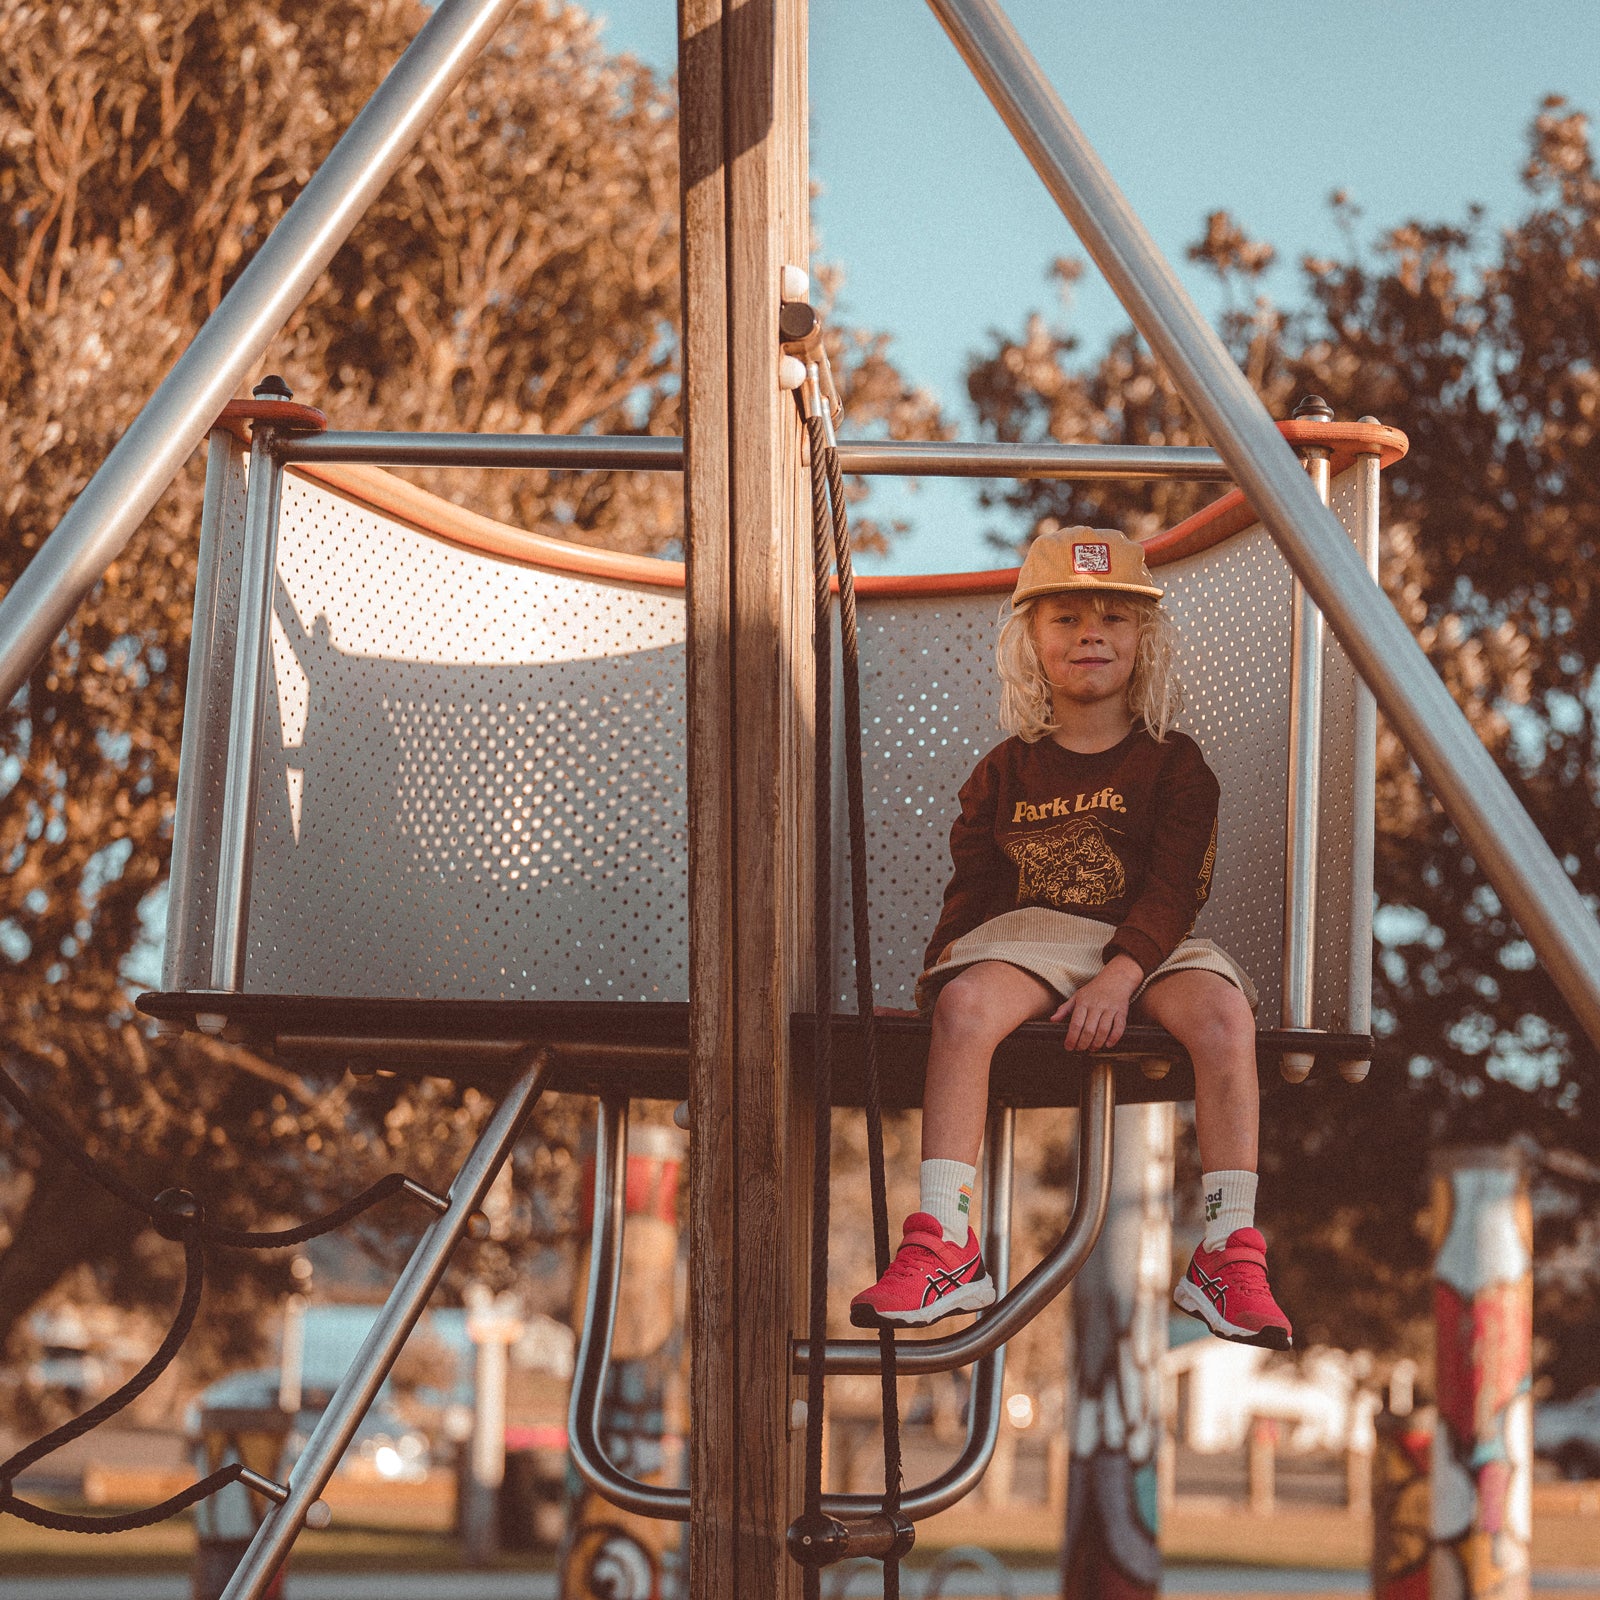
<box><xmin>576</xmin><ymin>1069</ymin><xmax>1112</xmax><ymax>1523</ymax></box>
<box><xmin>821</xmin><ymin>1102</ymin><xmax>1014</xmax><ymax>1521</ymax></box>
<box><xmin>567</xmin><ymin>1094</ymin><xmax>691</xmax><ymax>1520</ymax></box>
<box><xmin>797</xmin><ymin>1059</ymin><xmax>1115</xmax><ymax>1376</ymax></box>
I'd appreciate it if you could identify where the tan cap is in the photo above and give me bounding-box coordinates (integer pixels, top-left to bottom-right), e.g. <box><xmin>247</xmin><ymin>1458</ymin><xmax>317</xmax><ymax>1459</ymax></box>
<box><xmin>1012</xmin><ymin>525</ymin><xmax>1163</xmax><ymax>604</ymax></box>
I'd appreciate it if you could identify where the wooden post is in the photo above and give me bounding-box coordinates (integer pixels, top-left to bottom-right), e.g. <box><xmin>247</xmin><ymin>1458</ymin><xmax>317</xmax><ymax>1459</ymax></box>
<box><xmin>680</xmin><ymin>1</ymin><xmax>811</xmax><ymax>1595</ymax></box>
<box><xmin>1247</xmin><ymin>1418</ymin><xmax>1277</xmax><ymax>1517</ymax></box>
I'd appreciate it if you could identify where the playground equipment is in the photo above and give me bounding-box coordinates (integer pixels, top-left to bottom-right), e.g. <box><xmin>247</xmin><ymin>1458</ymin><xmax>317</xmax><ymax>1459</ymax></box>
<box><xmin>4</xmin><ymin>0</ymin><xmax>1600</xmax><ymax>1596</ymax></box>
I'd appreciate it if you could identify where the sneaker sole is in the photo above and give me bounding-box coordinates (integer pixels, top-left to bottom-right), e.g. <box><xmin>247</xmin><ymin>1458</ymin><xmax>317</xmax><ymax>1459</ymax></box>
<box><xmin>850</xmin><ymin>1274</ymin><xmax>997</xmax><ymax>1330</ymax></box>
<box><xmin>1173</xmin><ymin>1276</ymin><xmax>1292</xmax><ymax>1350</ymax></box>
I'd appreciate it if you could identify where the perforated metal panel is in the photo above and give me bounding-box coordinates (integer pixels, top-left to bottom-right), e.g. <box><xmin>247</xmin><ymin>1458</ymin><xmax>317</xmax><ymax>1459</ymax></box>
<box><xmin>241</xmin><ymin>472</ymin><xmax>687</xmax><ymax>1000</ymax></box>
<box><xmin>837</xmin><ymin>472</ymin><xmax>1372</xmax><ymax>1027</ymax></box>
<box><xmin>166</xmin><ymin>457</ymin><xmax>1373</xmax><ymax>1025</ymax></box>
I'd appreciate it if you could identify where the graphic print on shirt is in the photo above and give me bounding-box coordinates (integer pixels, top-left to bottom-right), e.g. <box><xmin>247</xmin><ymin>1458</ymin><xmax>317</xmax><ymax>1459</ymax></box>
<box><xmin>1197</xmin><ymin>818</ymin><xmax>1217</xmax><ymax>906</ymax></box>
<box><xmin>1002</xmin><ymin>813</ymin><xmax>1126</xmax><ymax>909</ymax></box>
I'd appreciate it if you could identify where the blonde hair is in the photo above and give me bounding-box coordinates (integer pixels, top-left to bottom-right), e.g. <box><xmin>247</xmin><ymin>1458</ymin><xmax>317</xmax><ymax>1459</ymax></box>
<box><xmin>997</xmin><ymin>593</ymin><xmax>1183</xmax><ymax>743</ymax></box>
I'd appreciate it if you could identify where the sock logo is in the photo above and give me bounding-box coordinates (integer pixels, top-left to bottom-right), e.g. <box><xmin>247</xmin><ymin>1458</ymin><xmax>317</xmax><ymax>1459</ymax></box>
<box><xmin>957</xmin><ymin>1185</ymin><xmax>972</xmax><ymax>1217</ymax></box>
<box><xmin>1205</xmin><ymin>1187</ymin><xmax>1222</xmax><ymax>1222</ymax></box>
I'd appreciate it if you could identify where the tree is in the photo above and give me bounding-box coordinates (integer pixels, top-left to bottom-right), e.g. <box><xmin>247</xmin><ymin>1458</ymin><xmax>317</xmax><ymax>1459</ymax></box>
<box><xmin>0</xmin><ymin>0</ymin><xmax>940</xmax><ymax>1407</ymax></box>
<box><xmin>964</xmin><ymin>103</ymin><xmax>1600</xmax><ymax>1385</ymax></box>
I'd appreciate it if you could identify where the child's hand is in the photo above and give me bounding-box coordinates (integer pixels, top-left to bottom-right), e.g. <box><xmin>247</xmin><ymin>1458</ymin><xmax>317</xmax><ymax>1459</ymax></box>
<box><xmin>1050</xmin><ymin>955</ymin><xmax>1143</xmax><ymax>1051</ymax></box>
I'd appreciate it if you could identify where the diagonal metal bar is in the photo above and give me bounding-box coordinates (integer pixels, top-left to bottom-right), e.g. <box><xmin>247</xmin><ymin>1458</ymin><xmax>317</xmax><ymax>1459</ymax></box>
<box><xmin>926</xmin><ymin>0</ymin><xmax>1600</xmax><ymax>1049</ymax></box>
<box><xmin>219</xmin><ymin>1051</ymin><xmax>550</xmax><ymax>1600</ymax></box>
<box><xmin>0</xmin><ymin>0</ymin><xmax>519</xmax><ymax>711</ymax></box>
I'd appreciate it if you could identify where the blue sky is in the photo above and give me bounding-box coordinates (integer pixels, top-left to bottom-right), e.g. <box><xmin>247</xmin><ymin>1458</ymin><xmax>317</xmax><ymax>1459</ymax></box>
<box><xmin>585</xmin><ymin>1</ymin><xmax>1600</xmax><ymax>571</ymax></box>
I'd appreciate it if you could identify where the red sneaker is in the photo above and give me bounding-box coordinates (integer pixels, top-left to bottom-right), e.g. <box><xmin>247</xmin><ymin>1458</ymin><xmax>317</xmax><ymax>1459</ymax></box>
<box><xmin>849</xmin><ymin>1213</ymin><xmax>997</xmax><ymax>1329</ymax></box>
<box><xmin>1173</xmin><ymin>1227</ymin><xmax>1293</xmax><ymax>1350</ymax></box>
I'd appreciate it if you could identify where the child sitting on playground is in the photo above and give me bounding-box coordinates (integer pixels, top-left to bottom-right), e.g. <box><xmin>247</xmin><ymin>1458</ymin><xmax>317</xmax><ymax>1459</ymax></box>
<box><xmin>849</xmin><ymin>525</ymin><xmax>1292</xmax><ymax>1350</ymax></box>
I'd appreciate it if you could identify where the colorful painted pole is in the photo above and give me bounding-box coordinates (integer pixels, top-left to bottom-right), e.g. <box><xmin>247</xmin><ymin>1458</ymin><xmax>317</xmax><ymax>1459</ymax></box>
<box><xmin>1431</xmin><ymin>1148</ymin><xmax>1534</xmax><ymax>1600</ymax></box>
<box><xmin>1372</xmin><ymin>1403</ymin><xmax>1434</xmax><ymax>1600</ymax></box>
<box><xmin>1061</xmin><ymin>1102</ymin><xmax>1173</xmax><ymax>1600</ymax></box>
<box><xmin>562</xmin><ymin>1122</ymin><xmax>688</xmax><ymax>1600</ymax></box>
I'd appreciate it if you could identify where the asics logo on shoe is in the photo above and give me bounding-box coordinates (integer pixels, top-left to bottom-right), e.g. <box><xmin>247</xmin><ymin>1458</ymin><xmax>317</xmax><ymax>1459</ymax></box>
<box><xmin>921</xmin><ymin>1256</ymin><xmax>982</xmax><ymax>1308</ymax></box>
<box><xmin>1190</xmin><ymin>1263</ymin><xmax>1227</xmax><ymax>1317</ymax></box>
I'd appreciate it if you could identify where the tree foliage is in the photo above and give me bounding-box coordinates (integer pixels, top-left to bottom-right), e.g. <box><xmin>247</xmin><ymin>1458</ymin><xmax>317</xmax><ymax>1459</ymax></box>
<box><xmin>0</xmin><ymin>0</ymin><xmax>938</xmax><ymax>1408</ymax></box>
<box><xmin>966</xmin><ymin>100</ymin><xmax>1600</xmax><ymax>1387</ymax></box>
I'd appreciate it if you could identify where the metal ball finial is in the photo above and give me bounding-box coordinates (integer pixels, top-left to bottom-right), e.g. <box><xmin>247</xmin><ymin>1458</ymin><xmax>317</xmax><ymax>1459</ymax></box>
<box><xmin>1292</xmin><ymin>394</ymin><xmax>1334</xmax><ymax>423</ymax></box>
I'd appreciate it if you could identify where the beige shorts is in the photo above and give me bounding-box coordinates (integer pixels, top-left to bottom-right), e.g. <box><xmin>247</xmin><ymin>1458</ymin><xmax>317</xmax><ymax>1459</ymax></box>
<box><xmin>916</xmin><ymin>906</ymin><xmax>1259</xmax><ymax>1015</ymax></box>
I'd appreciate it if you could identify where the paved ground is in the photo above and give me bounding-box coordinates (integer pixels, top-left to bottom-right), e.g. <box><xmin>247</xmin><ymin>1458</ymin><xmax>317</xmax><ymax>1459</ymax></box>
<box><xmin>2</xmin><ymin>1571</ymin><xmax>1599</xmax><ymax>1599</ymax></box>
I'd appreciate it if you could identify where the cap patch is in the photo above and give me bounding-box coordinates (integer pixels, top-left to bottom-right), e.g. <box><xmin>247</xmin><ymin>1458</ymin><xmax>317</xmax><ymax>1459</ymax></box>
<box><xmin>1072</xmin><ymin>541</ymin><xmax>1111</xmax><ymax>575</ymax></box>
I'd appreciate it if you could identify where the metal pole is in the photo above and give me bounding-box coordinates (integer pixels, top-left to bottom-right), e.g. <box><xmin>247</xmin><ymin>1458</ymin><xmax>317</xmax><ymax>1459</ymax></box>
<box><xmin>163</xmin><ymin>431</ymin><xmax>247</xmax><ymax>991</ymax></box>
<box><xmin>211</xmin><ymin>419</ymin><xmax>285</xmax><ymax>991</ymax></box>
<box><xmin>834</xmin><ymin>439</ymin><xmax>1228</xmax><ymax>481</ymax></box>
<box><xmin>280</xmin><ymin>433</ymin><xmax>686</xmax><ymax>470</ymax></box>
<box><xmin>1344</xmin><ymin>443</ymin><xmax>1383</xmax><ymax>1082</ymax></box>
<box><xmin>1281</xmin><ymin>400</ymin><xmax>1332</xmax><ymax>1081</ymax></box>
<box><xmin>0</xmin><ymin>0</ymin><xmax>518</xmax><ymax>712</ymax></box>
<box><xmin>924</xmin><ymin>0</ymin><xmax>1600</xmax><ymax>1049</ymax></box>
<box><xmin>568</xmin><ymin>1096</ymin><xmax>689</xmax><ymax>1519</ymax></box>
<box><xmin>219</xmin><ymin>1052</ymin><xmax>549</xmax><ymax>1600</ymax></box>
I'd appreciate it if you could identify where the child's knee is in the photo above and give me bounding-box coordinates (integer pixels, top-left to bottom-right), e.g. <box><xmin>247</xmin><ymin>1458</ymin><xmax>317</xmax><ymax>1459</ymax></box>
<box><xmin>1181</xmin><ymin>985</ymin><xmax>1256</xmax><ymax>1060</ymax></box>
<box><xmin>931</xmin><ymin>970</ymin><xmax>1008</xmax><ymax>1041</ymax></box>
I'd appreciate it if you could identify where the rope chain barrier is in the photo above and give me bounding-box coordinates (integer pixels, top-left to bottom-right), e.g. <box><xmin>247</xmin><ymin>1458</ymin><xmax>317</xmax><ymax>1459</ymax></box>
<box><xmin>0</xmin><ymin>1063</ymin><xmax>442</xmax><ymax>1532</ymax></box>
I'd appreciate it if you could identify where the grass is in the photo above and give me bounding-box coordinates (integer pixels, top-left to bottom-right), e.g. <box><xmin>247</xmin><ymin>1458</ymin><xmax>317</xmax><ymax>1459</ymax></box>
<box><xmin>0</xmin><ymin>1502</ymin><xmax>555</xmax><ymax>1578</ymax></box>
<box><xmin>3</xmin><ymin>1491</ymin><xmax>1596</xmax><ymax>1578</ymax></box>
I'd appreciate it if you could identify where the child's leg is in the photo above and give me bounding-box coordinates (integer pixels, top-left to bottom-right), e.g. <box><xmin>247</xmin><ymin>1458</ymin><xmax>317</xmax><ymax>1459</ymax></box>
<box><xmin>1139</xmin><ymin>970</ymin><xmax>1291</xmax><ymax>1349</ymax></box>
<box><xmin>849</xmin><ymin>960</ymin><xmax>1052</xmax><ymax>1330</ymax></box>
<box><xmin>923</xmin><ymin>960</ymin><xmax>1058</xmax><ymax>1166</ymax></box>
<box><xmin>1135</xmin><ymin>969</ymin><xmax>1258</xmax><ymax>1173</ymax></box>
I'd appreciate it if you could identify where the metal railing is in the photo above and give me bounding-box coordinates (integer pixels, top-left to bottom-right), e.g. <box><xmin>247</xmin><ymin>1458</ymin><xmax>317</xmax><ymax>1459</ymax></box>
<box><xmin>571</xmin><ymin>1064</ymin><xmax>1115</xmax><ymax>1522</ymax></box>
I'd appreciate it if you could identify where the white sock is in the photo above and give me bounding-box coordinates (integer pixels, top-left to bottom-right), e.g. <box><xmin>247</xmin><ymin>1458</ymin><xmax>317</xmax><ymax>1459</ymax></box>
<box><xmin>1202</xmin><ymin>1169</ymin><xmax>1258</xmax><ymax>1250</ymax></box>
<box><xmin>920</xmin><ymin>1158</ymin><xmax>977</xmax><ymax>1244</ymax></box>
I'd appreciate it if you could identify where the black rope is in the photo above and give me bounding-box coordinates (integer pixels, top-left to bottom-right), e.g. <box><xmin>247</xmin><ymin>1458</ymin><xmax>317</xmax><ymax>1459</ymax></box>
<box><xmin>0</xmin><ymin>1064</ymin><xmax>440</xmax><ymax>1533</ymax></box>
<box><xmin>0</xmin><ymin>1065</ymin><xmax>421</xmax><ymax>1249</ymax></box>
<box><xmin>802</xmin><ymin>415</ymin><xmax>837</xmax><ymax>1600</ymax></box>
<box><xmin>1</xmin><ymin>1464</ymin><xmax>256</xmax><ymax>1535</ymax></box>
<box><xmin>798</xmin><ymin>412</ymin><xmax>905</xmax><ymax>1598</ymax></box>
<box><xmin>822</xmin><ymin>437</ymin><xmax>905</xmax><ymax>1561</ymax></box>
<box><xmin>0</xmin><ymin>1223</ymin><xmax>251</xmax><ymax>1533</ymax></box>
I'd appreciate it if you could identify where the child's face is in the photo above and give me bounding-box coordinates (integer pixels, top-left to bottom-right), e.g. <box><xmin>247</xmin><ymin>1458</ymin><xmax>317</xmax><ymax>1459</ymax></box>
<box><xmin>1031</xmin><ymin>593</ymin><xmax>1141</xmax><ymax>709</ymax></box>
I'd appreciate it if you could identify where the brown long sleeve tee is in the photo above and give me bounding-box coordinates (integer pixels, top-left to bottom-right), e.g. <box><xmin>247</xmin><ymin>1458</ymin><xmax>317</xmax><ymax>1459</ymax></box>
<box><xmin>923</xmin><ymin>726</ymin><xmax>1220</xmax><ymax>978</ymax></box>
